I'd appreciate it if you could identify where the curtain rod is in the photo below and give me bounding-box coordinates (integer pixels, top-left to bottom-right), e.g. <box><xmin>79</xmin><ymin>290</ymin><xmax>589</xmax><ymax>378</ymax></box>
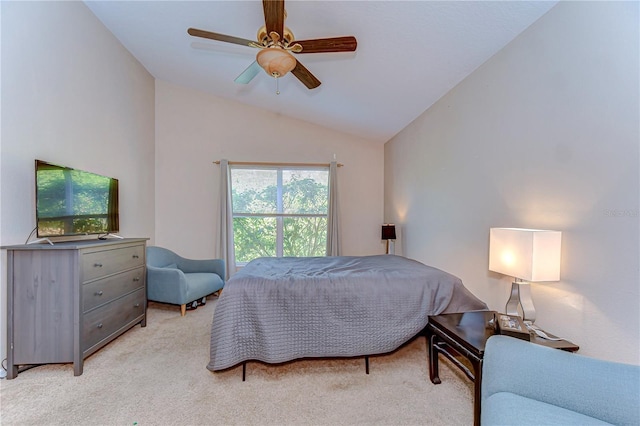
<box><xmin>213</xmin><ymin>160</ymin><xmax>343</xmax><ymax>167</ymax></box>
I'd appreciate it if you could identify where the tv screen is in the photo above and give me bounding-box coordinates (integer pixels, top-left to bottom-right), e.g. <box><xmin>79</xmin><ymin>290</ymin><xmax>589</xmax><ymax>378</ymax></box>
<box><xmin>35</xmin><ymin>160</ymin><xmax>119</xmax><ymax>238</ymax></box>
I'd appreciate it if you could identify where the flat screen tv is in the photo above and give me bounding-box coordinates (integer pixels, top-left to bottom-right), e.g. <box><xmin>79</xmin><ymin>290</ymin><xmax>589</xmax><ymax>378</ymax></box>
<box><xmin>35</xmin><ymin>160</ymin><xmax>119</xmax><ymax>238</ymax></box>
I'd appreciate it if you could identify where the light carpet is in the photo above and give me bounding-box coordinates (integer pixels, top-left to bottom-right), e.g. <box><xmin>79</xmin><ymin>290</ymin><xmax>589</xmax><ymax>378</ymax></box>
<box><xmin>0</xmin><ymin>299</ymin><xmax>473</xmax><ymax>425</ymax></box>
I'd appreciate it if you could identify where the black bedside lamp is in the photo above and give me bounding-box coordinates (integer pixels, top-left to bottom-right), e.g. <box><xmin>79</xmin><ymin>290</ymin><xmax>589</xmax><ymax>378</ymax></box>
<box><xmin>381</xmin><ymin>224</ymin><xmax>396</xmax><ymax>254</ymax></box>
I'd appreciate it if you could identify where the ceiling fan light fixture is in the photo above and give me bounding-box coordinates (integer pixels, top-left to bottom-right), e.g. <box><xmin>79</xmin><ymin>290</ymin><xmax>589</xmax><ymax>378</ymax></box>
<box><xmin>256</xmin><ymin>47</ymin><xmax>296</xmax><ymax>78</ymax></box>
<box><xmin>187</xmin><ymin>0</ymin><xmax>357</xmax><ymax>90</ymax></box>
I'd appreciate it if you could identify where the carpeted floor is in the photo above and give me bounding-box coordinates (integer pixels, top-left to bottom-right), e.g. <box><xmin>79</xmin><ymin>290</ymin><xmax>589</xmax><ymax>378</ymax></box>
<box><xmin>0</xmin><ymin>299</ymin><xmax>474</xmax><ymax>425</ymax></box>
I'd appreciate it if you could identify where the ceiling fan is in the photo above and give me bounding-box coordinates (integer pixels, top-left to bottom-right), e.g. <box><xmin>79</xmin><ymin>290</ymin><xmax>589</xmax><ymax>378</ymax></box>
<box><xmin>187</xmin><ymin>0</ymin><xmax>357</xmax><ymax>92</ymax></box>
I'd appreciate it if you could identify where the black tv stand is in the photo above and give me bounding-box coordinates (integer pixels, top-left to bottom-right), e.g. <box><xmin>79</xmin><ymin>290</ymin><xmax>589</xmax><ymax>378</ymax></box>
<box><xmin>26</xmin><ymin>237</ymin><xmax>53</xmax><ymax>245</ymax></box>
<box><xmin>99</xmin><ymin>233</ymin><xmax>124</xmax><ymax>240</ymax></box>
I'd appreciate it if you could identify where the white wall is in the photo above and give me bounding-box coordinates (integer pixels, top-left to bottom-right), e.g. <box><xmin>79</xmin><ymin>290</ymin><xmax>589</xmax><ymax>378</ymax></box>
<box><xmin>0</xmin><ymin>1</ymin><xmax>155</xmax><ymax>367</ymax></box>
<box><xmin>384</xmin><ymin>1</ymin><xmax>639</xmax><ymax>364</ymax></box>
<box><xmin>154</xmin><ymin>80</ymin><xmax>384</xmax><ymax>261</ymax></box>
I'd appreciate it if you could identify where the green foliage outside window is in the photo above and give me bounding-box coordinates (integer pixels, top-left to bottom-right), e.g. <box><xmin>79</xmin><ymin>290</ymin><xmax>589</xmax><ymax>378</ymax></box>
<box><xmin>282</xmin><ymin>216</ymin><xmax>327</xmax><ymax>257</ymax></box>
<box><xmin>231</xmin><ymin>168</ymin><xmax>329</xmax><ymax>263</ymax></box>
<box><xmin>233</xmin><ymin>217</ymin><xmax>277</xmax><ymax>259</ymax></box>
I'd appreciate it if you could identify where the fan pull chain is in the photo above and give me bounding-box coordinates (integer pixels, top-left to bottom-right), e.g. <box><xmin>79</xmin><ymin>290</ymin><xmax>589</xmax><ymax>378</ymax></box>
<box><xmin>275</xmin><ymin>76</ymin><xmax>280</xmax><ymax>95</ymax></box>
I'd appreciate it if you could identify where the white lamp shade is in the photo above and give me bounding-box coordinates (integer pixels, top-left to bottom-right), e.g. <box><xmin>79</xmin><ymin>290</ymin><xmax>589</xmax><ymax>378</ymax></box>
<box><xmin>489</xmin><ymin>228</ymin><xmax>561</xmax><ymax>282</ymax></box>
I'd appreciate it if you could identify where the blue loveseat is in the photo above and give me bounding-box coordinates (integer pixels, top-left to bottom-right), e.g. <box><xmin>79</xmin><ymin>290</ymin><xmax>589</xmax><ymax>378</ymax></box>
<box><xmin>146</xmin><ymin>246</ymin><xmax>225</xmax><ymax>316</ymax></box>
<box><xmin>481</xmin><ymin>335</ymin><xmax>640</xmax><ymax>425</ymax></box>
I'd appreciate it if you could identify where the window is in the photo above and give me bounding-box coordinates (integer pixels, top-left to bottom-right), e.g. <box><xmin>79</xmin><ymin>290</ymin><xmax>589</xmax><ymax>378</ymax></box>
<box><xmin>230</xmin><ymin>165</ymin><xmax>329</xmax><ymax>264</ymax></box>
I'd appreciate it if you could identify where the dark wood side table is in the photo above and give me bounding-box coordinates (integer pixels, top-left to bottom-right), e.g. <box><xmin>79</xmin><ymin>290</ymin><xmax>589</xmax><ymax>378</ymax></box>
<box><xmin>425</xmin><ymin>311</ymin><xmax>579</xmax><ymax>426</ymax></box>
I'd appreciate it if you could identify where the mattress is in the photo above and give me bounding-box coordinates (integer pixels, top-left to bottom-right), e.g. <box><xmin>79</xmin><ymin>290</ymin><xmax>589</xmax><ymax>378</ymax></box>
<box><xmin>208</xmin><ymin>255</ymin><xmax>488</xmax><ymax>371</ymax></box>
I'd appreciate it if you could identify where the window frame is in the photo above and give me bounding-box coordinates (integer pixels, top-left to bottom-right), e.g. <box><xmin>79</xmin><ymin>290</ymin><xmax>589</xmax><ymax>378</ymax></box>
<box><xmin>230</xmin><ymin>164</ymin><xmax>330</xmax><ymax>264</ymax></box>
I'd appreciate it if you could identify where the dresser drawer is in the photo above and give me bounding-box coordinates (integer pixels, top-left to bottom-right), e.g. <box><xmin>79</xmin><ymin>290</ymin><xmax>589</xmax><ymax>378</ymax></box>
<box><xmin>82</xmin><ymin>267</ymin><xmax>145</xmax><ymax>312</ymax></box>
<box><xmin>83</xmin><ymin>288</ymin><xmax>145</xmax><ymax>351</ymax></box>
<box><xmin>82</xmin><ymin>244</ymin><xmax>145</xmax><ymax>282</ymax></box>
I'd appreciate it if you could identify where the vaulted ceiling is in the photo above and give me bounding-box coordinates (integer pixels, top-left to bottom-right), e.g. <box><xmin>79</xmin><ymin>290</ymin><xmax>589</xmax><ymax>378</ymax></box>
<box><xmin>85</xmin><ymin>1</ymin><xmax>557</xmax><ymax>144</ymax></box>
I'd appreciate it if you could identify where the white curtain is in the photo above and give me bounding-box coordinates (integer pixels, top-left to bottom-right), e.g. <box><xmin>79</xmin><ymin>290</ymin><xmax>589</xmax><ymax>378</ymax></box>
<box><xmin>326</xmin><ymin>161</ymin><xmax>341</xmax><ymax>256</ymax></box>
<box><xmin>217</xmin><ymin>159</ymin><xmax>236</xmax><ymax>278</ymax></box>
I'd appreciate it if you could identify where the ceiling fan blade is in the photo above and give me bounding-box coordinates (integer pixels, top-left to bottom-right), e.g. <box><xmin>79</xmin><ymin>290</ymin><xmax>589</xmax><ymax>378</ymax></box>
<box><xmin>235</xmin><ymin>61</ymin><xmax>262</xmax><ymax>84</ymax></box>
<box><xmin>293</xmin><ymin>36</ymin><xmax>358</xmax><ymax>54</ymax></box>
<box><xmin>263</xmin><ymin>0</ymin><xmax>284</xmax><ymax>40</ymax></box>
<box><xmin>291</xmin><ymin>60</ymin><xmax>321</xmax><ymax>90</ymax></box>
<box><xmin>187</xmin><ymin>28</ymin><xmax>255</xmax><ymax>47</ymax></box>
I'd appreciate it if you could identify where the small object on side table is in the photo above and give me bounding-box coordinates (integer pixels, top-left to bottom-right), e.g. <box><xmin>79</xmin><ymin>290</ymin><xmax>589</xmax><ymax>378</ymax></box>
<box><xmin>493</xmin><ymin>313</ymin><xmax>530</xmax><ymax>341</ymax></box>
<box><xmin>425</xmin><ymin>311</ymin><xmax>578</xmax><ymax>426</ymax></box>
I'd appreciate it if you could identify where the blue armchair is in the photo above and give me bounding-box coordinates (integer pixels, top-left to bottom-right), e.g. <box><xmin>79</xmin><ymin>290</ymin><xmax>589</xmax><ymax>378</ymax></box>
<box><xmin>146</xmin><ymin>246</ymin><xmax>225</xmax><ymax>316</ymax></box>
<box><xmin>481</xmin><ymin>335</ymin><xmax>640</xmax><ymax>425</ymax></box>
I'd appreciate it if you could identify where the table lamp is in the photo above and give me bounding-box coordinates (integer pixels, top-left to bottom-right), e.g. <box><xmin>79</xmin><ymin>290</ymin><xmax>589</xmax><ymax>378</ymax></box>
<box><xmin>488</xmin><ymin>228</ymin><xmax>561</xmax><ymax>323</ymax></box>
<box><xmin>381</xmin><ymin>224</ymin><xmax>396</xmax><ymax>254</ymax></box>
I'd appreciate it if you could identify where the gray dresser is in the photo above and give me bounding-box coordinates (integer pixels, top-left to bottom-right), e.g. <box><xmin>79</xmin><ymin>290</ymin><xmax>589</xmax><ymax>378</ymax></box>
<box><xmin>4</xmin><ymin>238</ymin><xmax>148</xmax><ymax>379</ymax></box>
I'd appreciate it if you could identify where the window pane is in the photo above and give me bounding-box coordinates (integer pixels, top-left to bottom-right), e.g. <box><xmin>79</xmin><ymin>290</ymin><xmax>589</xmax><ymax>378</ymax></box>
<box><xmin>230</xmin><ymin>166</ymin><xmax>330</xmax><ymax>262</ymax></box>
<box><xmin>233</xmin><ymin>217</ymin><xmax>276</xmax><ymax>262</ymax></box>
<box><xmin>231</xmin><ymin>169</ymin><xmax>277</xmax><ymax>214</ymax></box>
<box><xmin>283</xmin><ymin>217</ymin><xmax>327</xmax><ymax>257</ymax></box>
<box><xmin>282</xmin><ymin>169</ymin><xmax>328</xmax><ymax>214</ymax></box>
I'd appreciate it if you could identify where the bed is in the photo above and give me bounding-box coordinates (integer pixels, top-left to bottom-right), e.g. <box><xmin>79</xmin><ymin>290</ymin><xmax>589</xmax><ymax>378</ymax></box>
<box><xmin>207</xmin><ymin>255</ymin><xmax>487</xmax><ymax>372</ymax></box>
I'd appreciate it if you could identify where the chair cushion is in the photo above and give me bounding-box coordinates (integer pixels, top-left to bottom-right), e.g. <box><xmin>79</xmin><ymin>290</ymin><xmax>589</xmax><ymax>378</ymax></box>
<box><xmin>482</xmin><ymin>392</ymin><xmax>614</xmax><ymax>425</ymax></box>
<box><xmin>184</xmin><ymin>272</ymin><xmax>224</xmax><ymax>303</ymax></box>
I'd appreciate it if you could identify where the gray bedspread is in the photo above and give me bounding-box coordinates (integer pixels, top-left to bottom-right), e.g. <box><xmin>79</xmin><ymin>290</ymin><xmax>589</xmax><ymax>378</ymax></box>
<box><xmin>207</xmin><ymin>255</ymin><xmax>487</xmax><ymax>371</ymax></box>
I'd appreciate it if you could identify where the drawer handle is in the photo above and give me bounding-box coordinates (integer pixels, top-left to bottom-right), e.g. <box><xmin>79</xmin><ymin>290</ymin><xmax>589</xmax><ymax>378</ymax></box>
<box><xmin>97</xmin><ymin>323</ymin><xmax>103</xmax><ymax>329</ymax></box>
<box><xmin>133</xmin><ymin>277</ymin><xmax>140</xmax><ymax>282</ymax></box>
<box><xmin>95</xmin><ymin>291</ymin><xmax>104</xmax><ymax>296</ymax></box>
<box><xmin>134</xmin><ymin>303</ymin><xmax>141</xmax><ymax>308</ymax></box>
<box><xmin>94</xmin><ymin>263</ymin><xmax>103</xmax><ymax>268</ymax></box>
<box><xmin>132</xmin><ymin>254</ymin><xmax>139</xmax><ymax>259</ymax></box>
